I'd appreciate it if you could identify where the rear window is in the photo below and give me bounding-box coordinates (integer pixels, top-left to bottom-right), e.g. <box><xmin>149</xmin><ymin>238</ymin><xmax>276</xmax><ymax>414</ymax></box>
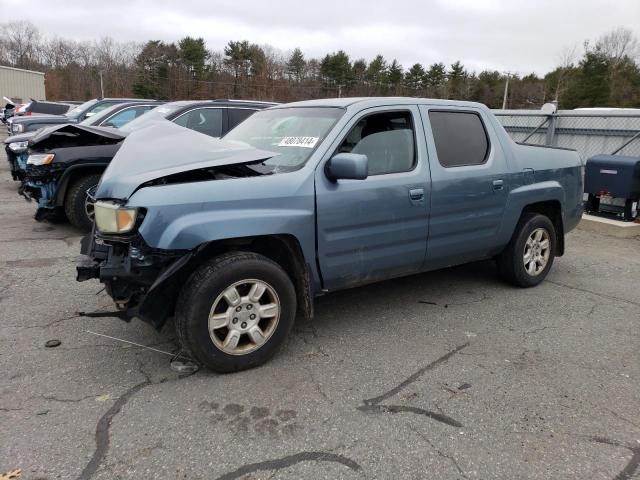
<box><xmin>429</xmin><ymin>111</ymin><xmax>489</xmax><ymax>167</ymax></box>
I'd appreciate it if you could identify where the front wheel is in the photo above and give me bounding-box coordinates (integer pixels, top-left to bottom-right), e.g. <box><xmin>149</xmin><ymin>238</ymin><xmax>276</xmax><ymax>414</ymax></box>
<box><xmin>175</xmin><ymin>252</ymin><xmax>297</xmax><ymax>373</ymax></box>
<box><xmin>496</xmin><ymin>213</ymin><xmax>557</xmax><ymax>288</ymax></box>
<box><xmin>64</xmin><ymin>173</ymin><xmax>101</xmax><ymax>231</ymax></box>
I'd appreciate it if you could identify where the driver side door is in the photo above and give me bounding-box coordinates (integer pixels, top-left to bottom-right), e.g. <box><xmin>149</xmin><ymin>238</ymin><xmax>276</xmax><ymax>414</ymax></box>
<box><xmin>315</xmin><ymin>105</ymin><xmax>430</xmax><ymax>290</ymax></box>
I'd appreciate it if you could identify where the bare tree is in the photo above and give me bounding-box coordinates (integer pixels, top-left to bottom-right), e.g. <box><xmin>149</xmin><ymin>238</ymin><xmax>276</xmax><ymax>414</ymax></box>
<box><xmin>552</xmin><ymin>44</ymin><xmax>578</xmax><ymax>102</ymax></box>
<box><xmin>0</xmin><ymin>20</ymin><xmax>42</xmax><ymax>69</ymax></box>
<box><xmin>597</xmin><ymin>27</ymin><xmax>639</xmax><ymax>64</ymax></box>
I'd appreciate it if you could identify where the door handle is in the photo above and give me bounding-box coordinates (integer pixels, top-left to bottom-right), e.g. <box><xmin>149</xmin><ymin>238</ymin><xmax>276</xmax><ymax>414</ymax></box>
<box><xmin>492</xmin><ymin>179</ymin><xmax>504</xmax><ymax>191</ymax></box>
<box><xmin>409</xmin><ymin>188</ymin><xmax>424</xmax><ymax>201</ymax></box>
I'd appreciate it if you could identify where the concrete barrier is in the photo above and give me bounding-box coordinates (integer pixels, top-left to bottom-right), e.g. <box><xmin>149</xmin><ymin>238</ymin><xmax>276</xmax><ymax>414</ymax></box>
<box><xmin>577</xmin><ymin>213</ymin><xmax>640</xmax><ymax>238</ymax></box>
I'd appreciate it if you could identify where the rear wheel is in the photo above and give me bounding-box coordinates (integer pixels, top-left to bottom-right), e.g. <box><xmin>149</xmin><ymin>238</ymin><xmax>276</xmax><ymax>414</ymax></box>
<box><xmin>496</xmin><ymin>213</ymin><xmax>556</xmax><ymax>287</ymax></box>
<box><xmin>175</xmin><ymin>252</ymin><xmax>297</xmax><ymax>373</ymax></box>
<box><xmin>64</xmin><ymin>173</ymin><xmax>101</xmax><ymax>231</ymax></box>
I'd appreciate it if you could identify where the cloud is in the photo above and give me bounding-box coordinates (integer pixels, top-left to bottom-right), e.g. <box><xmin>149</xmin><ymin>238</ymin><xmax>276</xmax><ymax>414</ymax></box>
<box><xmin>4</xmin><ymin>0</ymin><xmax>640</xmax><ymax>75</ymax></box>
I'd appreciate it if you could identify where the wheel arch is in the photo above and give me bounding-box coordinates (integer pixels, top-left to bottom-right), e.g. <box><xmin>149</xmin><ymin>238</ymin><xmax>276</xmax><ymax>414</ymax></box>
<box><xmin>138</xmin><ymin>234</ymin><xmax>313</xmax><ymax>330</ymax></box>
<box><xmin>53</xmin><ymin>164</ymin><xmax>108</xmax><ymax>206</ymax></box>
<box><xmin>521</xmin><ymin>200</ymin><xmax>564</xmax><ymax>256</ymax></box>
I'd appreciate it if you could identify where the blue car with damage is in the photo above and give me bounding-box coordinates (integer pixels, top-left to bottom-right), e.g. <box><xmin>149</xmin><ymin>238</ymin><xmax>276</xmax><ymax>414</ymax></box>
<box><xmin>77</xmin><ymin>97</ymin><xmax>584</xmax><ymax>372</ymax></box>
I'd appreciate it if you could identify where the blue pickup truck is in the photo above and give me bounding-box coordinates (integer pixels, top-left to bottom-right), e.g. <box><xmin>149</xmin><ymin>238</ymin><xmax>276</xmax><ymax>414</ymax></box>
<box><xmin>77</xmin><ymin>97</ymin><xmax>583</xmax><ymax>372</ymax></box>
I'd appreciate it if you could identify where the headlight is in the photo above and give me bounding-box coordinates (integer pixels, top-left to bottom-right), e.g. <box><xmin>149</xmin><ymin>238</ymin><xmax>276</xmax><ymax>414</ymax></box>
<box><xmin>94</xmin><ymin>201</ymin><xmax>138</xmax><ymax>234</ymax></box>
<box><xmin>8</xmin><ymin>141</ymin><xmax>28</xmax><ymax>152</ymax></box>
<box><xmin>27</xmin><ymin>153</ymin><xmax>55</xmax><ymax>166</ymax></box>
<box><xmin>11</xmin><ymin>123</ymin><xmax>23</xmax><ymax>133</ymax></box>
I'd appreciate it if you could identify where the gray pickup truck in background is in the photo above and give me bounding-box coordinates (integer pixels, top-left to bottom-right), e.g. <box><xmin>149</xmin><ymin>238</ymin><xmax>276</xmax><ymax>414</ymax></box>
<box><xmin>77</xmin><ymin>97</ymin><xmax>584</xmax><ymax>372</ymax></box>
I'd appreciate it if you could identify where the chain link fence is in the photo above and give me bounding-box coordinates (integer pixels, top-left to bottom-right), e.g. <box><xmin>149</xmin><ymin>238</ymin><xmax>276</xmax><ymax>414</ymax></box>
<box><xmin>493</xmin><ymin>110</ymin><xmax>640</xmax><ymax>160</ymax></box>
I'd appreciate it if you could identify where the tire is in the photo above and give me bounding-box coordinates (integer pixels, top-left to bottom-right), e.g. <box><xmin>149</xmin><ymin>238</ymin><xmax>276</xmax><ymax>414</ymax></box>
<box><xmin>175</xmin><ymin>252</ymin><xmax>297</xmax><ymax>373</ymax></box>
<box><xmin>496</xmin><ymin>213</ymin><xmax>557</xmax><ymax>288</ymax></box>
<box><xmin>585</xmin><ymin>194</ymin><xmax>599</xmax><ymax>214</ymax></box>
<box><xmin>64</xmin><ymin>173</ymin><xmax>101</xmax><ymax>231</ymax></box>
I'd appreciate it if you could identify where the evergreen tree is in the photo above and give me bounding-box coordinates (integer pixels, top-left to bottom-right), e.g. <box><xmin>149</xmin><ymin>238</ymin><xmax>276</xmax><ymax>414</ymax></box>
<box><xmin>424</xmin><ymin>62</ymin><xmax>447</xmax><ymax>96</ymax></box>
<box><xmin>286</xmin><ymin>48</ymin><xmax>306</xmax><ymax>81</ymax></box>
<box><xmin>387</xmin><ymin>59</ymin><xmax>403</xmax><ymax>90</ymax></box>
<box><xmin>352</xmin><ymin>58</ymin><xmax>367</xmax><ymax>83</ymax></box>
<box><xmin>178</xmin><ymin>36</ymin><xmax>208</xmax><ymax>79</ymax></box>
<box><xmin>447</xmin><ymin>60</ymin><xmax>467</xmax><ymax>99</ymax></box>
<box><xmin>132</xmin><ymin>40</ymin><xmax>177</xmax><ymax>99</ymax></box>
<box><xmin>563</xmin><ymin>44</ymin><xmax>610</xmax><ymax>108</ymax></box>
<box><xmin>404</xmin><ymin>63</ymin><xmax>425</xmax><ymax>90</ymax></box>
<box><xmin>320</xmin><ymin>50</ymin><xmax>353</xmax><ymax>85</ymax></box>
<box><xmin>224</xmin><ymin>40</ymin><xmax>252</xmax><ymax>95</ymax></box>
<box><xmin>365</xmin><ymin>54</ymin><xmax>388</xmax><ymax>85</ymax></box>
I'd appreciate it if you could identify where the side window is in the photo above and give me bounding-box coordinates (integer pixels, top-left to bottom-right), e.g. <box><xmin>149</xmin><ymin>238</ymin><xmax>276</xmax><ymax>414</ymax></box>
<box><xmin>336</xmin><ymin>111</ymin><xmax>416</xmax><ymax>175</ymax></box>
<box><xmin>173</xmin><ymin>108</ymin><xmax>223</xmax><ymax>137</ymax></box>
<box><xmin>103</xmin><ymin>108</ymin><xmax>137</xmax><ymax>128</ymax></box>
<box><xmin>228</xmin><ymin>108</ymin><xmax>256</xmax><ymax>129</ymax></box>
<box><xmin>87</xmin><ymin>103</ymin><xmax>113</xmax><ymax>116</ymax></box>
<box><xmin>172</xmin><ymin>112</ymin><xmax>189</xmax><ymax>127</ymax></box>
<box><xmin>132</xmin><ymin>105</ymin><xmax>154</xmax><ymax>118</ymax></box>
<box><xmin>428</xmin><ymin>111</ymin><xmax>489</xmax><ymax>167</ymax></box>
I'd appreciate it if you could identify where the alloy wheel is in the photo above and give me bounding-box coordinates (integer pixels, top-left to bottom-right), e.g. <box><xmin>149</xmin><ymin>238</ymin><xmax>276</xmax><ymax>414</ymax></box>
<box><xmin>208</xmin><ymin>279</ymin><xmax>280</xmax><ymax>355</ymax></box>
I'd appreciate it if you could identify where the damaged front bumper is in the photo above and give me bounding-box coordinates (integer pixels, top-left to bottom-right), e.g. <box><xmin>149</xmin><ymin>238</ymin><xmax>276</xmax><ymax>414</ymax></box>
<box><xmin>20</xmin><ymin>164</ymin><xmax>65</xmax><ymax>220</ymax></box>
<box><xmin>5</xmin><ymin>147</ymin><xmax>28</xmax><ymax>181</ymax></box>
<box><xmin>76</xmin><ymin>230</ymin><xmax>192</xmax><ymax>328</ymax></box>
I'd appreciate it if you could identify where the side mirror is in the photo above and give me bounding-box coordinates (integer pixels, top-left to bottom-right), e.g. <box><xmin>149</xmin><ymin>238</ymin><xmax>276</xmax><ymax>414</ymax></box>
<box><xmin>85</xmin><ymin>112</ymin><xmax>96</xmax><ymax>118</ymax></box>
<box><xmin>325</xmin><ymin>153</ymin><xmax>368</xmax><ymax>181</ymax></box>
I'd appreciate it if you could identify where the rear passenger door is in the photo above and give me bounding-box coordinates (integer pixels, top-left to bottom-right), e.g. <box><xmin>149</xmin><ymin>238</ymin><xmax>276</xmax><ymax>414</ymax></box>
<box><xmin>173</xmin><ymin>107</ymin><xmax>225</xmax><ymax>137</ymax></box>
<box><xmin>419</xmin><ymin>106</ymin><xmax>509</xmax><ymax>269</ymax></box>
<box><xmin>315</xmin><ymin>105</ymin><xmax>430</xmax><ymax>290</ymax></box>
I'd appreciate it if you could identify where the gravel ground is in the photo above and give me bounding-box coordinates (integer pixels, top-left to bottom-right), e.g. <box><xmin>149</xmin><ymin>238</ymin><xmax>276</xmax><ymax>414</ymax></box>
<box><xmin>1</xmin><ymin>130</ymin><xmax>639</xmax><ymax>480</ymax></box>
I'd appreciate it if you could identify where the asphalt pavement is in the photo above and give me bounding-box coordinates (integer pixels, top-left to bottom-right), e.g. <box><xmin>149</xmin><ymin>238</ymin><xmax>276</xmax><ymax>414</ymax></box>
<box><xmin>1</xmin><ymin>131</ymin><xmax>639</xmax><ymax>479</ymax></box>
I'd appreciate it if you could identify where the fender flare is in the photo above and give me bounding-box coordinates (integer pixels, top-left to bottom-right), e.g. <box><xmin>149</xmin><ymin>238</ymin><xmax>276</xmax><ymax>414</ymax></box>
<box><xmin>53</xmin><ymin>163</ymin><xmax>109</xmax><ymax>206</ymax></box>
<box><xmin>496</xmin><ymin>181</ymin><xmax>565</xmax><ymax>252</ymax></box>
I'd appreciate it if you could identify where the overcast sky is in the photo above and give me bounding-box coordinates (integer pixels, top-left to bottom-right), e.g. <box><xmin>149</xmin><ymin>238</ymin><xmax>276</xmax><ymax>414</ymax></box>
<box><xmin>4</xmin><ymin>0</ymin><xmax>639</xmax><ymax>75</ymax></box>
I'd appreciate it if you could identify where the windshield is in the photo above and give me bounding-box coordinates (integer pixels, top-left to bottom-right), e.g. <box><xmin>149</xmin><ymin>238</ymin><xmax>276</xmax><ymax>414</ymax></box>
<box><xmin>118</xmin><ymin>104</ymin><xmax>184</xmax><ymax>133</ymax></box>
<box><xmin>66</xmin><ymin>99</ymin><xmax>98</xmax><ymax>120</ymax></box>
<box><xmin>79</xmin><ymin>104</ymin><xmax>122</xmax><ymax>126</ymax></box>
<box><xmin>222</xmin><ymin>107</ymin><xmax>344</xmax><ymax>171</ymax></box>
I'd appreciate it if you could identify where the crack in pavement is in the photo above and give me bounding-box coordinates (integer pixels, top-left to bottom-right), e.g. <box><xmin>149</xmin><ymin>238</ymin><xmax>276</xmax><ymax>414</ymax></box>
<box><xmin>591</xmin><ymin>437</ymin><xmax>640</xmax><ymax>480</ymax></box>
<box><xmin>546</xmin><ymin>280</ymin><xmax>640</xmax><ymax>308</ymax></box>
<box><xmin>75</xmin><ymin>356</ymin><xmax>195</xmax><ymax>480</ymax></box>
<box><xmin>364</xmin><ymin>342</ymin><xmax>470</xmax><ymax>405</ymax></box>
<box><xmin>408</xmin><ymin>423</ymin><xmax>469</xmax><ymax>479</ymax></box>
<box><xmin>42</xmin><ymin>393</ymin><xmax>102</xmax><ymax>404</ymax></box>
<box><xmin>358</xmin><ymin>404</ymin><xmax>463</xmax><ymax>427</ymax></box>
<box><xmin>76</xmin><ymin>380</ymin><xmax>150</xmax><ymax>480</ymax></box>
<box><xmin>5</xmin><ymin>313</ymin><xmax>81</xmax><ymax>330</ymax></box>
<box><xmin>214</xmin><ymin>451</ymin><xmax>362</xmax><ymax>480</ymax></box>
<box><xmin>358</xmin><ymin>342</ymin><xmax>469</xmax><ymax>428</ymax></box>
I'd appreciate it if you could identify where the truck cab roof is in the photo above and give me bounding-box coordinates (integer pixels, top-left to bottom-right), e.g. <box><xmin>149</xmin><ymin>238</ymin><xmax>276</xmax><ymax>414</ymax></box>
<box><xmin>278</xmin><ymin>97</ymin><xmax>489</xmax><ymax>110</ymax></box>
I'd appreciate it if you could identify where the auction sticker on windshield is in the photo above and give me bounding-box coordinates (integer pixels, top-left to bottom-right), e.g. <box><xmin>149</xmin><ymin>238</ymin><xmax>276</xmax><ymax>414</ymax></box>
<box><xmin>277</xmin><ymin>136</ymin><xmax>319</xmax><ymax>148</ymax></box>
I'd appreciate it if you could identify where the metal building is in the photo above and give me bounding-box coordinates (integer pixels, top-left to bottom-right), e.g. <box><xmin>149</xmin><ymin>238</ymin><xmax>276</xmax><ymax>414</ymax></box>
<box><xmin>0</xmin><ymin>65</ymin><xmax>46</xmax><ymax>103</ymax></box>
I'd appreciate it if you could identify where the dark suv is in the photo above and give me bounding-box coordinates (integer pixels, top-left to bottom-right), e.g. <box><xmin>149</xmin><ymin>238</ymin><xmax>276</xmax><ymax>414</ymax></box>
<box><xmin>5</xmin><ymin>100</ymin><xmax>162</xmax><ymax>180</ymax></box>
<box><xmin>22</xmin><ymin>99</ymin><xmax>277</xmax><ymax>230</ymax></box>
<box><xmin>7</xmin><ymin>97</ymin><xmax>155</xmax><ymax>135</ymax></box>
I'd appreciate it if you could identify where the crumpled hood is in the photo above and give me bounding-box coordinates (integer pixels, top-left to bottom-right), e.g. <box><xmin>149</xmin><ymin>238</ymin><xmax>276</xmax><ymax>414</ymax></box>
<box><xmin>96</xmin><ymin>121</ymin><xmax>278</xmax><ymax>200</ymax></box>
<box><xmin>29</xmin><ymin>123</ymin><xmax>125</xmax><ymax>146</ymax></box>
